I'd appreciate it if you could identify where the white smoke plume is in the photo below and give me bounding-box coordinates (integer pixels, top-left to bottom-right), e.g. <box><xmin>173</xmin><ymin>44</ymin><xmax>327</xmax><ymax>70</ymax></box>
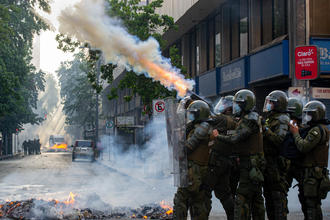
<box><xmin>58</xmin><ymin>0</ymin><xmax>194</xmax><ymax>97</ymax></box>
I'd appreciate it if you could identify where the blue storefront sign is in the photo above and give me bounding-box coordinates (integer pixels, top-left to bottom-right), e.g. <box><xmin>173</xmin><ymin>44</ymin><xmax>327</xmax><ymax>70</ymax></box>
<box><xmin>310</xmin><ymin>38</ymin><xmax>330</xmax><ymax>73</ymax></box>
<box><xmin>249</xmin><ymin>40</ymin><xmax>289</xmax><ymax>83</ymax></box>
<box><xmin>197</xmin><ymin>69</ymin><xmax>217</xmax><ymax>97</ymax></box>
<box><xmin>220</xmin><ymin>58</ymin><xmax>246</xmax><ymax>93</ymax></box>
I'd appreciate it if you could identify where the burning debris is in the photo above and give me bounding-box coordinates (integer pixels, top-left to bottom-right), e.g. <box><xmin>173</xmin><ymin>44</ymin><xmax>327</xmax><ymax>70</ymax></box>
<box><xmin>0</xmin><ymin>193</ymin><xmax>173</xmax><ymax>219</ymax></box>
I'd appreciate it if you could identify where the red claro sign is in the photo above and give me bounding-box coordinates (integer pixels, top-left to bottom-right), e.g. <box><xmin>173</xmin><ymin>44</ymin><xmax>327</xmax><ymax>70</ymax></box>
<box><xmin>295</xmin><ymin>46</ymin><xmax>319</xmax><ymax>80</ymax></box>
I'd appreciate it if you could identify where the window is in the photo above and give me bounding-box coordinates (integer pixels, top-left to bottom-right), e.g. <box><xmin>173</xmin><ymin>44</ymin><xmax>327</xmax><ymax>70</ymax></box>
<box><xmin>222</xmin><ymin>5</ymin><xmax>231</xmax><ymax>63</ymax></box>
<box><xmin>208</xmin><ymin>19</ymin><xmax>215</xmax><ymax>69</ymax></box>
<box><xmin>215</xmin><ymin>14</ymin><xmax>222</xmax><ymax>66</ymax></box>
<box><xmin>196</xmin><ymin>25</ymin><xmax>201</xmax><ymax>74</ymax></box>
<box><xmin>189</xmin><ymin>31</ymin><xmax>197</xmax><ymax>77</ymax></box>
<box><xmin>273</xmin><ymin>0</ymin><xmax>287</xmax><ymax>38</ymax></box>
<box><xmin>240</xmin><ymin>0</ymin><xmax>248</xmax><ymax>56</ymax></box>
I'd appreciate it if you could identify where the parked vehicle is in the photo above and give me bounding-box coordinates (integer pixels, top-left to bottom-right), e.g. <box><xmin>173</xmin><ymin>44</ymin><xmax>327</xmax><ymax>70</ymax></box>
<box><xmin>72</xmin><ymin>140</ymin><xmax>95</xmax><ymax>162</ymax></box>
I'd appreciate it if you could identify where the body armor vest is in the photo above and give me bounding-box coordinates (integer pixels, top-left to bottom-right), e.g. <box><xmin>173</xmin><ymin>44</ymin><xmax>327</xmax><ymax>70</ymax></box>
<box><xmin>212</xmin><ymin>115</ymin><xmax>236</xmax><ymax>156</ymax></box>
<box><xmin>233</xmin><ymin>115</ymin><xmax>263</xmax><ymax>156</ymax></box>
<box><xmin>187</xmin><ymin>126</ymin><xmax>211</xmax><ymax>166</ymax></box>
<box><xmin>263</xmin><ymin>113</ymin><xmax>286</xmax><ymax>157</ymax></box>
<box><xmin>303</xmin><ymin>125</ymin><xmax>329</xmax><ymax>167</ymax></box>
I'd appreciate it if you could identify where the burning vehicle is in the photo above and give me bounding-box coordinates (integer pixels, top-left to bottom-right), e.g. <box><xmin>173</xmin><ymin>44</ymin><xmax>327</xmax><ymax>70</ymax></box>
<box><xmin>72</xmin><ymin>140</ymin><xmax>96</xmax><ymax>162</ymax></box>
<box><xmin>48</xmin><ymin>135</ymin><xmax>68</xmax><ymax>152</ymax></box>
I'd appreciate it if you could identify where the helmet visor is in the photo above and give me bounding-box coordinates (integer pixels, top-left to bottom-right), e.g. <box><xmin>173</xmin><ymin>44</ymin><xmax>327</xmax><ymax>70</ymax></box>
<box><xmin>232</xmin><ymin>102</ymin><xmax>242</xmax><ymax>115</ymax></box>
<box><xmin>263</xmin><ymin>96</ymin><xmax>275</xmax><ymax>112</ymax></box>
<box><xmin>215</xmin><ymin>97</ymin><xmax>233</xmax><ymax>114</ymax></box>
<box><xmin>302</xmin><ymin>112</ymin><xmax>313</xmax><ymax>125</ymax></box>
<box><xmin>187</xmin><ymin>109</ymin><xmax>198</xmax><ymax>123</ymax></box>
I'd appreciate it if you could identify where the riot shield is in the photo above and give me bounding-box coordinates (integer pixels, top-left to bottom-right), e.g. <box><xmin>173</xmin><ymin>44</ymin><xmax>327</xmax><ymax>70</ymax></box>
<box><xmin>164</xmin><ymin>98</ymin><xmax>188</xmax><ymax>187</ymax></box>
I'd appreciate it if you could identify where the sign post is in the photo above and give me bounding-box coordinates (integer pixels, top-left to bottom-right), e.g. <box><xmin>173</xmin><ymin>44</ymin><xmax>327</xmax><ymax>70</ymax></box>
<box><xmin>295</xmin><ymin>45</ymin><xmax>320</xmax><ymax>101</ymax></box>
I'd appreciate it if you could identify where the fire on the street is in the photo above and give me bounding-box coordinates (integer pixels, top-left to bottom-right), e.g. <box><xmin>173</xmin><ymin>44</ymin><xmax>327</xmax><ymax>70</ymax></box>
<box><xmin>0</xmin><ymin>192</ymin><xmax>173</xmax><ymax>219</ymax></box>
<box><xmin>50</xmin><ymin>143</ymin><xmax>68</xmax><ymax>151</ymax></box>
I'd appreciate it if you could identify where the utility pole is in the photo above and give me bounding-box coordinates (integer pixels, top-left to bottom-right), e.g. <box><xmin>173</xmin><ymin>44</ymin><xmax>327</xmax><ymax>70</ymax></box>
<box><xmin>95</xmin><ymin>51</ymin><xmax>102</xmax><ymax>145</ymax></box>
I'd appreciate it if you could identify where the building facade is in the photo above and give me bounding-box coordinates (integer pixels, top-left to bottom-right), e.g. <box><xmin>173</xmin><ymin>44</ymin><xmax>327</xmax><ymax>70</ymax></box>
<box><xmin>160</xmin><ymin>0</ymin><xmax>330</xmax><ymax>116</ymax></box>
<box><xmin>101</xmin><ymin>0</ymin><xmax>330</xmax><ymax>147</ymax></box>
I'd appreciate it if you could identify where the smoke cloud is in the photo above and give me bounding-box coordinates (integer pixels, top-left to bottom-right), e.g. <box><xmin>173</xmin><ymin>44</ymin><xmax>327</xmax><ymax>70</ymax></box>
<box><xmin>58</xmin><ymin>0</ymin><xmax>194</xmax><ymax>97</ymax></box>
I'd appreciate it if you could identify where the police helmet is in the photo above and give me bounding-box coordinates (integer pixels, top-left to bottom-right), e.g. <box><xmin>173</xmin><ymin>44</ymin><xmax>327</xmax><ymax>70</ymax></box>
<box><xmin>263</xmin><ymin>90</ymin><xmax>288</xmax><ymax>113</ymax></box>
<box><xmin>187</xmin><ymin>100</ymin><xmax>211</xmax><ymax>122</ymax></box>
<box><xmin>288</xmin><ymin>97</ymin><xmax>303</xmax><ymax>120</ymax></box>
<box><xmin>233</xmin><ymin>89</ymin><xmax>256</xmax><ymax>115</ymax></box>
<box><xmin>214</xmin><ymin>95</ymin><xmax>234</xmax><ymax>115</ymax></box>
<box><xmin>302</xmin><ymin>100</ymin><xmax>326</xmax><ymax>124</ymax></box>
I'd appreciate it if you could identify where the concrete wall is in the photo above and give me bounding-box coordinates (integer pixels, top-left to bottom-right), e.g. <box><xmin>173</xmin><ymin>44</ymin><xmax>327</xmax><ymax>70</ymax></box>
<box><xmin>155</xmin><ymin>0</ymin><xmax>199</xmax><ymax>22</ymax></box>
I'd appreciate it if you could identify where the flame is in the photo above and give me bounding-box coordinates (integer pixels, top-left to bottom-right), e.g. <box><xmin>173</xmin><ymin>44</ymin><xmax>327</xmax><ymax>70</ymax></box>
<box><xmin>140</xmin><ymin>58</ymin><xmax>190</xmax><ymax>97</ymax></box>
<box><xmin>50</xmin><ymin>143</ymin><xmax>68</xmax><ymax>150</ymax></box>
<box><xmin>63</xmin><ymin>192</ymin><xmax>76</xmax><ymax>205</ymax></box>
<box><xmin>160</xmin><ymin>200</ymin><xmax>173</xmax><ymax>216</ymax></box>
<box><xmin>143</xmin><ymin>216</ymin><xmax>147</xmax><ymax>219</ymax></box>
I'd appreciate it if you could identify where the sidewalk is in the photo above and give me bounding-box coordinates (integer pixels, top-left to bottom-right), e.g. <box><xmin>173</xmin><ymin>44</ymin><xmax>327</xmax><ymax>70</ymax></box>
<box><xmin>0</xmin><ymin>153</ymin><xmax>23</xmax><ymax>161</ymax></box>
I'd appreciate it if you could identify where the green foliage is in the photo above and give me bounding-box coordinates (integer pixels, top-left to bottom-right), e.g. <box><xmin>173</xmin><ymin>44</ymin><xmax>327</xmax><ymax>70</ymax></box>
<box><xmin>0</xmin><ymin>0</ymin><xmax>50</xmax><ymax>134</ymax></box>
<box><xmin>57</xmin><ymin>53</ymin><xmax>96</xmax><ymax>129</ymax></box>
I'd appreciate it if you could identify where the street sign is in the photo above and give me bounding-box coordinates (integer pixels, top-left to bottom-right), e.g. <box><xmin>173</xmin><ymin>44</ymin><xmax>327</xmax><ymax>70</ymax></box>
<box><xmin>154</xmin><ymin>101</ymin><xmax>165</xmax><ymax>113</ymax></box>
<box><xmin>153</xmin><ymin>99</ymin><xmax>165</xmax><ymax>116</ymax></box>
<box><xmin>106</xmin><ymin>120</ymin><xmax>114</xmax><ymax>128</ymax></box>
<box><xmin>288</xmin><ymin>87</ymin><xmax>305</xmax><ymax>97</ymax></box>
<box><xmin>311</xmin><ymin>87</ymin><xmax>330</xmax><ymax>99</ymax></box>
<box><xmin>116</xmin><ymin>116</ymin><xmax>134</xmax><ymax>127</ymax></box>
<box><xmin>84</xmin><ymin>130</ymin><xmax>95</xmax><ymax>138</ymax></box>
<box><xmin>295</xmin><ymin>45</ymin><xmax>319</xmax><ymax>80</ymax></box>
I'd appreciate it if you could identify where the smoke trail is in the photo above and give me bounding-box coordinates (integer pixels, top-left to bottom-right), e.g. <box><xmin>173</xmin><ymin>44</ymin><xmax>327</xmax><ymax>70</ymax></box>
<box><xmin>58</xmin><ymin>0</ymin><xmax>194</xmax><ymax>97</ymax></box>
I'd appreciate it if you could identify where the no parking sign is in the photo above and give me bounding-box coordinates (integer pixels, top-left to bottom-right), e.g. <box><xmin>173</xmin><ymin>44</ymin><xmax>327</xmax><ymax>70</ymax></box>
<box><xmin>153</xmin><ymin>99</ymin><xmax>165</xmax><ymax>116</ymax></box>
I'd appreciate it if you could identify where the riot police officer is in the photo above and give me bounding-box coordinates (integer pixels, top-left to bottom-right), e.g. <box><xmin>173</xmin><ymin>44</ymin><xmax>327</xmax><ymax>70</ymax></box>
<box><xmin>212</xmin><ymin>89</ymin><xmax>265</xmax><ymax>220</ymax></box>
<box><xmin>207</xmin><ymin>95</ymin><xmax>237</xmax><ymax>220</ymax></box>
<box><xmin>173</xmin><ymin>100</ymin><xmax>213</xmax><ymax>220</ymax></box>
<box><xmin>282</xmin><ymin>98</ymin><xmax>304</xmax><ymax>191</ymax></box>
<box><xmin>262</xmin><ymin>90</ymin><xmax>290</xmax><ymax>220</ymax></box>
<box><xmin>289</xmin><ymin>100</ymin><xmax>330</xmax><ymax>220</ymax></box>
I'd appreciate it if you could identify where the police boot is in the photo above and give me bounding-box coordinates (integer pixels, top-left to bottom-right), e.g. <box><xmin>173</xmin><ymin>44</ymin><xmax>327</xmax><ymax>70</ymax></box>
<box><xmin>234</xmin><ymin>194</ymin><xmax>249</xmax><ymax>220</ymax></box>
<box><xmin>306</xmin><ymin>205</ymin><xmax>323</xmax><ymax>220</ymax></box>
<box><xmin>271</xmin><ymin>191</ymin><xmax>287</xmax><ymax>220</ymax></box>
<box><xmin>222</xmin><ymin>196</ymin><xmax>234</xmax><ymax>220</ymax></box>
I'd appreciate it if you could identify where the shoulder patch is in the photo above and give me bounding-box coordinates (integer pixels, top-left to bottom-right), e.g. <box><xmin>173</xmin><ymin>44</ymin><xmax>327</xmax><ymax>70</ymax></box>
<box><xmin>276</xmin><ymin>113</ymin><xmax>290</xmax><ymax>124</ymax></box>
<box><xmin>245</xmin><ymin>112</ymin><xmax>259</xmax><ymax>122</ymax></box>
<box><xmin>312</xmin><ymin>130</ymin><xmax>319</xmax><ymax>136</ymax></box>
<box><xmin>194</xmin><ymin>122</ymin><xmax>211</xmax><ymax>139</ymax></box>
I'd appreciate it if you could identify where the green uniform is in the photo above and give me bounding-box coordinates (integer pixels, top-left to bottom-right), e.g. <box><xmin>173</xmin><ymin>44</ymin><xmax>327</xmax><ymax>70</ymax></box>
<box><xmin>173</xmin><ymin>121</ymin><xmax>212</xmax><ymax>220</ymax></box>
<box><xmin>217</xmin><ymin>112</ymin><xmax>265</xmax><ymax>220</ymax></box>
<box><xmin>293</xmin><ymin>124</ymin><xmax>330</xmax><ymax>220</ymax></box>
<box><xmin>263</xmin><ymin>112</ymin><xmax>290</xmax><ymax>220</ymax></box>
<box><xmin>207</xmin><ymin>114</ymin><xmax>237</xmax><ymax>220</ymax></box>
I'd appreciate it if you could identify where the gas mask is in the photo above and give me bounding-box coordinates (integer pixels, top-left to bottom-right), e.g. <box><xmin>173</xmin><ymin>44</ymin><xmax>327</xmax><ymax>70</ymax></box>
<box><xmin>302</xmin><ymin>112</ymin><xmax>313</xmax><ymax>125</ymax></box>
<box><xmin>263</xmin><ymin>98</ymin><xmax>274</xmax><ymax>112</ymax></box>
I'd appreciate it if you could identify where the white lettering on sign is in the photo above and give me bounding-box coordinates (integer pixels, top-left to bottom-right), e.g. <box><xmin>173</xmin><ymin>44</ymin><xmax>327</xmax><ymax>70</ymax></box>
<box><xmin>297</xmin><ymin>49</ymin><xmax>315</xmax><ymax>57</ymax></box>
<box><xmin>222</xmin><ymin>67</ymin><xmax>242</xmax><ymax>82</ymax></box>
<box><xmin>320</xmin><ymin>47</ymin><xmax>329</xmax><ymax>60</ymax></box>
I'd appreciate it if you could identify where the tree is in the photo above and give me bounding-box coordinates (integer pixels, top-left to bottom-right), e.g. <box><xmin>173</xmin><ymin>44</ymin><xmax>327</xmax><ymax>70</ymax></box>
<box><xmin>0</xmin><ymin>0</ymin><xmax>50</xmax><ymax>154</ymax></box>
<box><xmin>57</xmin><ymin>0</ymin><xmax>185</xmax><ymax>109</ymax></box>
<box><xmin>57</xmin><ymin>53</ymin><xmax>97</xmax><ymax>134</ymax></box>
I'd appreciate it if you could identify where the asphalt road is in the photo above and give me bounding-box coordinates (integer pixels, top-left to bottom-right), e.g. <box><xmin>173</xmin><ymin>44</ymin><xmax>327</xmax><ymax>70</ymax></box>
<box><xmin>0</xmin><ymin>153</ymin><xmax>161</xmax><ymax>207</ymax></box>
<box><xmin>0</xmin><ymin>153</ymin><xmax>329</xmax><ymax>220</ymax></box>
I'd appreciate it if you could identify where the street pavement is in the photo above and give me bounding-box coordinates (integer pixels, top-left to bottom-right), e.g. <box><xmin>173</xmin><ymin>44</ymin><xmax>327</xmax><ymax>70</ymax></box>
<box><xmin>0</xmin><ymin>152</ymin><xmax>174</xmax><ymax>213</ymax></box>
<box><xmin>0</xmin><ymin>153</ymin><xmax>329</xmax><ymax>219</ymax></box>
